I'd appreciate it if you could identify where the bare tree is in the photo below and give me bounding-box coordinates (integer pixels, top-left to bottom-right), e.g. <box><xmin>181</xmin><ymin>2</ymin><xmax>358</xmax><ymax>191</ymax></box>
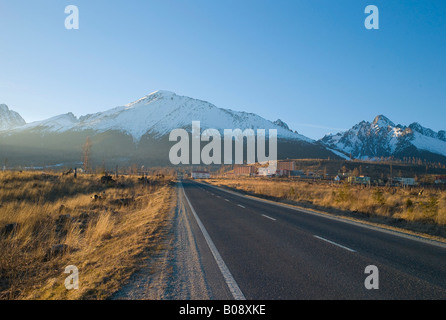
<box><xmin>82</xmin><ymin>137</ymin><xmax>92</xmax><ymax>173</ymax></box>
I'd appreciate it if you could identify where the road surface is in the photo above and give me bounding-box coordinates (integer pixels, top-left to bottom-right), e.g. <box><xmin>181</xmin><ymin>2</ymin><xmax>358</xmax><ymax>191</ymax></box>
<box><xmin>179</xmin><ymin>179</ymin><xmax>446</xmax><ymax>300</ymax></box>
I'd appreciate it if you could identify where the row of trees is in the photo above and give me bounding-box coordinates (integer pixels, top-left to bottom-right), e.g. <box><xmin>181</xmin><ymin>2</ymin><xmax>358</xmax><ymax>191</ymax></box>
<box><xmin>351</xmin><ymin>156</ymin><xmax>446</xmax><ymax>169</ymax></box>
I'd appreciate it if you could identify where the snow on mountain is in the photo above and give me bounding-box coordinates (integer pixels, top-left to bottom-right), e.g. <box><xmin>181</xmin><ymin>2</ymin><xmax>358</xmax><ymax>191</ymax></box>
<box><xmin>410</xmin><ymin>130</ymin><xmax>446</xmax><ymax>157</ymax></box>
<box><xmin>409</xmin><ymin>122</ymin><xmax>446</xmax><ymax>142</ymax></box>
<box><xmin>0</xmin><ymin>104</ymin><xmax>26</xmax><ymax>130</ymax></box>
<box><xmin>11</xmin><ymin>90</ymin><xmax>313</xmax><ymax>143</ymax></box>
<box><xmin>18</xmin><ymin>112</ymin><xmax>78</xmax><ymax>132</ymax></box>
<box><xmin>4</xmin><ymin>94</ymin><xmax>445</xmax><ymax>163</ymax></box>
<box><xmin>371</xmin><ymin>114</ymin><xmax>395</xmax><ymax>128</ymax></box>
<box><xmin>320</xmin><ymin>115</ymin><xmax>446</xmax><ymax>159</ymax></box>
<box><xmin>273</xmin><ymin>119</ymin><xmax>291</xmax><ymax>131</ymax></box>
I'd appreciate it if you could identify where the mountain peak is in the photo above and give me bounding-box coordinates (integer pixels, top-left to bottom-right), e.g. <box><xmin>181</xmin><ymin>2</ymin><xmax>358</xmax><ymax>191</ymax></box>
<box><xmin>152</xmin><ymin>90</ymin><xmax>175</xmax><ymax>95</ymax></box>
<box><xmin>321</xmin><ymin>115</ymin><xmax>446</xmax><ymax>161</ymax></box>
<box><xmin>409</xmin><ymin>122</ymin><xmax>444</xmax><ymax>141</ymax></box>
<box><xmin>372</xmin><ymin>115</ymin><xmax>395</xmax><ymax>127</ymax></box>
<box><xmin>273</xmin><ymin>119</ymin><xmax>291</xmax><ymax>131</ymax></box>
<box><xmin>0</xmin><ymin>104</ymin><xmax>26</xmax><ymax>130</ymax></box>
<box><xmin>409</xmin><ymin>122</ymin><xmax>425</xmax><ymax>132</ymax></box>
<box><xmin>126</xmin><ymin>90</ymin><xmax>176</xmax><ymax>107</ymax></box>
<box><xmin>144</xmin><ymin>90</ymin><xmax>176</xmax><ymax>99</ymax></box>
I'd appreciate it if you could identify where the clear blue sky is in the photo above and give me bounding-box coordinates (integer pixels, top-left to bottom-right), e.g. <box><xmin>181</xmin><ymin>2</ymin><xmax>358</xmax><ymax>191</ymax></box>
<box><xmin>1</xmin><ymin>0</ymin><xmax>445</xmax><ymax>139</ymax></box>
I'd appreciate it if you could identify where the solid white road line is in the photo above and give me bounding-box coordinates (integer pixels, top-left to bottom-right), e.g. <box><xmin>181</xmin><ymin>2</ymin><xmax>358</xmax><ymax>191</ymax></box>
<box><xmin>313</xmin><ymin>235</ymin><xmax>356</xmax><ymax>253</ymax></box>
<box><xmin>181</xmin><ymin>183</ymin><xmax>246</xmax><ymax>300</ymax></box>
<box><xmin>262</xmin><ymin>214</ymin><xmax>276</xmax><ymax>221</ymax></box>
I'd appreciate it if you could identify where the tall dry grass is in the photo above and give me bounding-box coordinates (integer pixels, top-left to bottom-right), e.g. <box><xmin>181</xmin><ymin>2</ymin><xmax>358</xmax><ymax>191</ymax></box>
<box><xmin>0</xmin><ymin>171</ymin><xmax>175</xmax><ymax>300</ymax></box>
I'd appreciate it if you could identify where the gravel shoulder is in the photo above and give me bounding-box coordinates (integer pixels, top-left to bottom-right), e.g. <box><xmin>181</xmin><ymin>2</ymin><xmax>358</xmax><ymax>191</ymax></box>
<box><xmin>112</xmin><ymin>182</ymin><xmax>230</xmax><ymax>300</ymax></box>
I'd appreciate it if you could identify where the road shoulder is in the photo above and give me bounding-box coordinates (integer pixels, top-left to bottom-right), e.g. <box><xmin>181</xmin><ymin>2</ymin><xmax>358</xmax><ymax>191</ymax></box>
<box><xmin>113</xmin><ymin>182</ymin><xmax>233</xmax><ymax>300</ymax></box>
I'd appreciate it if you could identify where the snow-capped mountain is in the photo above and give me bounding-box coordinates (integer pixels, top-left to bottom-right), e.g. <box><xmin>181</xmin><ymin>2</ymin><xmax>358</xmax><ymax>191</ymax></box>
<box><xmin>16</xmin><ymin>112</ymin><xmax>78</xmax><ymax>132</ymax></box>
<box><xmin>0</xmin><ymin>91</ymin><xmax>336</xmax><ymax>166</ymax></box>
<box><xmin>0</xmin><ymin>104</ymin><xmax>26</xmax><ymax>130</ymax></box>
<box><xmin>10</xmin><ymin>90</ymin><xmax>312</xmax><ymax>143</ymax></box>
<box><xmin>320</xmin><ymin>115</ymin><xmax>446</xmax><ymax>162</ymax></box>
<box><xmin>2</xmin><ymin>94</ymin><xmax>445</xmax><ymax>167</ymax></box>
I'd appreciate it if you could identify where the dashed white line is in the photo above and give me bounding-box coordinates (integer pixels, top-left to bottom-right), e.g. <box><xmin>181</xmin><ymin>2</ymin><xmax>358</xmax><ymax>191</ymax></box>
<box><xmin>225</xmin><ymin>199</ymin><xmax>230</xmax><ymax>202</ymax></box>
<box><xmin>313</xmin><ymin>235</ymin><xmax>356</xmax><ymax>252</ymax></box>
<box><xmin>237</xmin><ymin>204</ymin><xmax>246</xmax><ymax>208</ymax></box>
<box><xmin>262</xmin><ymin>214</ymin><xmax>276</xmax><ymax>221</ymax></box>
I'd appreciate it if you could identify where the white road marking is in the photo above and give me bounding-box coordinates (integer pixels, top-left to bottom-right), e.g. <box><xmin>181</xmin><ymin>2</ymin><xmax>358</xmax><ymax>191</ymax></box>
<box><xmin>225</xmin><ymin>199</ymin><xmax>230</xmax><ymax>202</ymax></box>
<box><xmin>237</xmin><ymin>204</ymin><xmax>246</xmax><ymax>208</ymax></box>
<box><xmin>313</xmin><ymin>235</ymin><xmax>356</xmax><ymax>253</ymax></box>
<box><xmin>181</xmin><ymin>183</ymin><xmax>246</xmax><ymax>300</ymax></box>
<box><xmin>262</xmin><ymin>214</ymin><xmax>276</xmax><ymax>221</ymax></box>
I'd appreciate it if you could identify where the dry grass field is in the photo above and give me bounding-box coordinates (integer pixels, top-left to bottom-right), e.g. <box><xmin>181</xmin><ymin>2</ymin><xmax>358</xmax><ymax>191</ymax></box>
<box><xmin>205</xmin><ymin>178</ymin><xmax>446</xmax><ymax>239</ymax></box>
<box><xmin>0</xmin><ymin>171</ymin><xmax>176</xmax><ymax>300</ymax></box>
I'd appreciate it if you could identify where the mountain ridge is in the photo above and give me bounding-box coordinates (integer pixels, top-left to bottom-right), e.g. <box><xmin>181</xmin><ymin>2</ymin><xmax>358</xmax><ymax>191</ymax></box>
<box><xmin>0</xmin><ymin>91</ymin><xmax>335</xmax><ymax>167</ymax></box>
<box><xmin>320</xmin><ymin>115</ymin><xmax>446</xmax><ymax>162</ymax></box>
<box><xmin>1</xmin><ymin>93</ymin><xmax>445</xmax><ymax>166</ymax></box>
<box><xmin>4</xmin><ymin>90</ymin><xmax>313</xmax><ymax>143</ymax></box>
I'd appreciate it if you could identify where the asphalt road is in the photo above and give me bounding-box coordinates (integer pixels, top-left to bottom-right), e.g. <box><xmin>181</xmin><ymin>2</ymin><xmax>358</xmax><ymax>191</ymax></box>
<box><xmin>180</xmin><ymin>179</ymin><xmax>446</xmax><ymax>300</ymax></box>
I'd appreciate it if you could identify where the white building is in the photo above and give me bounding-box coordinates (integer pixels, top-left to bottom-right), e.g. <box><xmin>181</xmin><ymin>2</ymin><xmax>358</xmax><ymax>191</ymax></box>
<box><xmin>394</xmin><ymin>177</ymin><xmax>416</xmax><ymax>186</ymax></box>
<box><xmin>258</xmin><ymin>167</ymin><xmax>276</xmax><ymax>177</ymax></box>
<box><xmin>191</xmin><ymin>171</ymin><xmax>210</xmax><ymax>179</ymax></box>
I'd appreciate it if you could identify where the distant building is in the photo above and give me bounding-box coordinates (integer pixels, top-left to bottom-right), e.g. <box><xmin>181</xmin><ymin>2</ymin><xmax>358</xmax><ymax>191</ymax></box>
<box><xmin>393</xmin><ymin>177</ymin><xmax>417</xmax><ymax>186</ymax></box>
<box><xmin>348</xmin><ymin>175</ymin><xmax>371</xmax><ymax>185</ymax></box>
<box><xmin>191</xmin><ymin>171</ymin><xmax>210</xmax><ymax>179</ymax></box>
<box><xmin>258</xmin><ymin>167</ymin><xmax>276</xmax><ymax>177</ymax></box>
<box><xmin>234</xmin><ymin>165</ymin><xmax>256</xmax><ymax>176</ymax></box>
<box><xmin>277</xmin><ymin>160</ymin><xmax>295</xmax><ymax>171</ymax></box>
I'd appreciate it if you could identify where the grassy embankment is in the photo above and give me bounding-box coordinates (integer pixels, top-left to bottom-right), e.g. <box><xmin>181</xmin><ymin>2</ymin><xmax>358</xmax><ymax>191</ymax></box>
<box><xmin>0</xmin><ymin>171</ymin><xmax>176</xmax><ymax>300</ymax></box>
<box><xmin>205</xmin><ymin>178</ymin><xmax>446</xmax><ymax>240</ymax></box>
